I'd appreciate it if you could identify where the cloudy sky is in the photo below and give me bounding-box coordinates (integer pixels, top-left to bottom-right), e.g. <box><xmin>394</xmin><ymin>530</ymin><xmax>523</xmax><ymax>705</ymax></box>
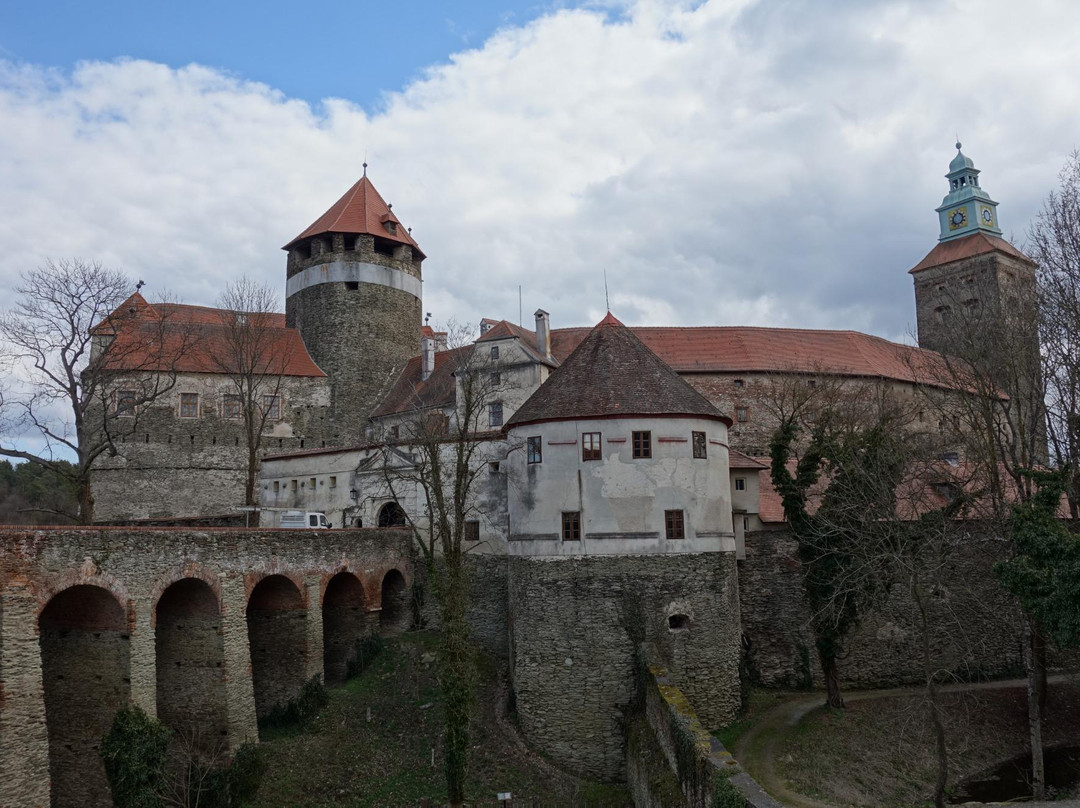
<box><xmin>1</xmin><ymin>0</ymin><xmax>1078</xmax><ymax>345</ymax></box>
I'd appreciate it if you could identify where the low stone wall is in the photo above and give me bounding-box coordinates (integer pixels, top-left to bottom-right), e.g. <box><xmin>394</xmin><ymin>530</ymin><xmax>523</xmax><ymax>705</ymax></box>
<box><xmin>508</xmin><ymin>552</ymin><xmax>741</xmax><ymax>782</ymax></box>
<box><xmin>739</xmin><ymin>528</ymin><xmax>1032</xmax><ymax>689</ymax></box>
<box><xmin>0</xmin><ymin>526</ymin><xmax>412</xmax><ymax>808</ymax></box>
<box><xmin>628</xmin><ymin>644</ymin><xmax>782</xmax><ymax>808</ymax></box>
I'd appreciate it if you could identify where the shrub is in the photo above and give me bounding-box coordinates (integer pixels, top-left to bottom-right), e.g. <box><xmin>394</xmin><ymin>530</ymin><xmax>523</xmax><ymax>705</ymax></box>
<box><xmin>260</xmin><ymin>676</ymin><xmax>330</xmax><ymax>730</ymax></box>
<box><xmin>346</xmin><ymin>635</ymin><xmax>385</xmax><ymax>680</ymax></box>
<box><xmin>101</xmin><ymin>706</ymin><xmax>170</xmax><ymax>808</ymax></box>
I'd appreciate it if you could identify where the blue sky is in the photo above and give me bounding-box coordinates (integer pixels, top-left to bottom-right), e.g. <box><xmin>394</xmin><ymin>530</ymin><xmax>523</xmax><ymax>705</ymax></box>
<box><xmin>0</xmin><ymin>0</ymin><xmax>569</xmax><ymax>109</ymax></box>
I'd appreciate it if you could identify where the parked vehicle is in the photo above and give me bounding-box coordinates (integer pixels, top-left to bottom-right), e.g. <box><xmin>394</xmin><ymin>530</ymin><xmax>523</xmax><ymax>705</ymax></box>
<box><xmin>278</xmin><ymin>510</ymin><xmax>332</xmax><ymax>529</ymax></box>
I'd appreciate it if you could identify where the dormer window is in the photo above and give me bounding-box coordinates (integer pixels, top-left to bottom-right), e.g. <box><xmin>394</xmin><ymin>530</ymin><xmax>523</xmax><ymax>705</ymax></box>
<box><xmin>384</xmin><ymin>221</ymin><xmax>397</xmax><ymax>235</ymax></box>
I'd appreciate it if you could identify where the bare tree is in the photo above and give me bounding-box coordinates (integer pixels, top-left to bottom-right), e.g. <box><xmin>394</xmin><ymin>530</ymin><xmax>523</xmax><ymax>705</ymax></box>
<box><xmin>1028</xmin><ymin>150</ymin><xmax>1080</xmax><ymax>518</ymax></box>
<box><xmin>376</xmin><ymin>324</ymin><xmax>515</xmax><ymax>808</ymax></box>
<box><xmin>206</xmin><ymin>278</ymin><xmax>293</xmax><ymax>525</ymax></box>
<box><xmin>0</xmin><ymin>259</ymin><xmax>194</xmax><ymax>523</ymax></box>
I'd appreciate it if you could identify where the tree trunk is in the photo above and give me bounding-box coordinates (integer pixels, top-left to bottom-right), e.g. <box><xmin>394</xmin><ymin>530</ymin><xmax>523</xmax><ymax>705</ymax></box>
<box><xmin>820</xmin><ymin>651</ymin><xmax>844</xmax><ymax>709</ymax></box>
<box><xmin>435</xmin><ymin>555</ymin><xmax>472</xmax><ymax>808</ymax></box>
<box><xmin>246</xmin><ymin>439</ymin><xmax>259</xmax><ymax>527</ymax></box>
<box><xmin>928</xmin><ymin>676</ymin><xmax>948</xmax><ymax>808</ymax></box>
<box><xmin>77</xmin><ymin>474</ymin><xmax>95</xmax><ymax>525</ymax></box>
<box><xmin>1025</xmin><ymin>619</ymin><xmax>1046</xmax><ymax>800</ymax></box>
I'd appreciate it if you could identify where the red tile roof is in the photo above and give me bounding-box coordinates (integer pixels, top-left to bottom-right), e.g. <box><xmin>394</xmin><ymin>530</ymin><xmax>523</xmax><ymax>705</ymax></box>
<box><xmin>371</xmin><ymin>345</ymin><xmax>472</xmax><ymax>418</ymax></box>
<box><xmin>910</xmin><ymin>232</ymin><xmax>1034</xmax><ymax>274</ymax></box>
<box><xmin>283</xmin><ymin>175</ymin><xmax>425</xmax><ymax>259</ymax></box>
<box><xmin>547</xmin><ymin>325</ymin><xmax>958</xmax><ymax>389</ymax></box>
<box><xmin>507</xmin><ymin>313</ymin><xmax>729</xmax><ymax>428</ymax></box>
<box><xmin>93</xmin><ymin>294</ymin><xmax>326</xmax><ymax>377</ymax></box>
<box><xmin>729</xmin><ymin>450</ymin><xmax>769</xmax><ymax>470</ymax></box>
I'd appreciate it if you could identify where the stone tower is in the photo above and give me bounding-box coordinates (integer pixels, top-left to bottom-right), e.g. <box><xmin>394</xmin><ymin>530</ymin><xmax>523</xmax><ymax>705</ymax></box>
<box><xmin>910</xmin><ymin>143</ymin><xmax>1037</xmax><ymax>357</ymax></box>
<box><xmin>284</xmin><ymin>172</ymin><xmax>425</xmax><ymax>441</ymax></box>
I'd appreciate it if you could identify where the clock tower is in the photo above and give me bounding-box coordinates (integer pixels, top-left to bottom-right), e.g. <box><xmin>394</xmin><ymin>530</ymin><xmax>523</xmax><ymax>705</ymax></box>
<box><xmin>935</xmin><ymin>142</ymin><xmax>1003</xmax><ymax>241</ymax></box>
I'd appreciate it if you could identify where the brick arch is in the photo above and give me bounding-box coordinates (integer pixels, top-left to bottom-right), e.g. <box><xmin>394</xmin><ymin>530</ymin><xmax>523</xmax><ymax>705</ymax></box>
<box><xmin>318</xmin><ymin>562</ymin><xmax>357</xmax><ymax>605</ymax></box>
<box><xmin>378</xmin><ymin>567</ymin><xmax>410</xmax><ymax>636</ymax></box>
<box><xmin>246</xmin><ymin>573</ymin><xmax>308</xmax><ymax>719</ymax></box>
<box><xmin>150</xmin><ymin>561</ymin><xmax>222</xmax><ymax>628</ymax></box>
<box><xmin>37</xmin><ymin>565</ymin><xmax>132</xmax><ymax>629</ymax></box>
<box><xmin>244</xmin><ymin>568</ymin><xmax>307</xmax><ymax>613</ymax></box>
<box><xmin>321</xmin><ymin>569</ymin><xmax>370</xmax><ymax>684</ymax></box>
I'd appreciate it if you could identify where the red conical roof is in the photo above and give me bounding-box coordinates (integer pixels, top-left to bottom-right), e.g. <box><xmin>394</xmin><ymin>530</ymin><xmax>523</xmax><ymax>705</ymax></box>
<box><xmin>283</xmin><ymin>175</ymin><xmax>425</xmax><ymax>259</ymax></box>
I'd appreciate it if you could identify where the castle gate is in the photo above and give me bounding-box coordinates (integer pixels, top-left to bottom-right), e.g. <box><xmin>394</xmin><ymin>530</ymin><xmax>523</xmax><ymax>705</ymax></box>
<box><xmin>0</xmin><ymin>526</ymin><xmax>412</xmax><ymax>808</ymax></box>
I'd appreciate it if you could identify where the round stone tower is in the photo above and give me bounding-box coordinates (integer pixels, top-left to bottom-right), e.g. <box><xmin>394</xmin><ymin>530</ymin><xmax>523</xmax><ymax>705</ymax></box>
<box><xmin>284</xmin><ymin>172</ymin><xmax>424</xmax><ymax>442</ymax></box>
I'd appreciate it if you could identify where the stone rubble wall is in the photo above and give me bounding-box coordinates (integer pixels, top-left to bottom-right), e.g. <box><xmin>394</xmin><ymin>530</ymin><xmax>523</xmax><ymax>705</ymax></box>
<box><xmin>0</xmin><ymin>526</ymin><xmax>411</xmax><ymax>808</ymax></box>
<box><xmin>507</xmin><ymin>552</ymin><xmax>741</xmax><ymax>782</ymax></box>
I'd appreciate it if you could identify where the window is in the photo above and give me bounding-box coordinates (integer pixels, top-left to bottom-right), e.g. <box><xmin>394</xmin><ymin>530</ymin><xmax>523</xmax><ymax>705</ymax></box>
<box><xmin>465</xmin><ymin>521</ymin><xmax>480</xmax><ymax>543</ymax></box>
<box><xmin>527</xmin><ymin>436</ymin><xmax>543</xmax><ymax>464</ymax></box>
<box><xmin>491</xmin><ymin>372</ymin><xmax>501</xmax><ymax>385</ymax></box>
<box><xmin>489</xmin><ymin>461</ymin><xmax>501</xmax><ymax>473</ymax></box>
<box><xmin>263</xmin><ymin>394</ymin><xmax>281</xmax><ymax>420</ymax></box>
<box><xmin>632</xmin><ymin>431</ymin><xmax>651</xmax><ymax>459</ymax></box>
<box><xmin>180</xmin><ymin>393</ymin><xmax>199</xmax><ymax>418</ymax></box>
<box><xmin>488</xmin><ymin>402</ymin><xmax>503</xmax><ymax>427</ymax></box>
<box><xmin>223</xmin><ymin>394</ymin><xmax>242</xmax><ymax>419</ymax></box>
<box><xmin>309</xmin><ymin>477</ymin><xmax>316</xmax><ymax>489</ymax></box>
<box><xmin>390</xmin><ymin>425</ymin><xmax>399</xmax><ymax>439</ymax></box>
<box><xmin>736</xmin><ymin>407</ymin><xmax>748</xmax><ymax>423</ymax></box>
<box><xmin>273</xmin><ymin>481</ymin><xmax>280</xmax><ymax>493</ymax></box>
<box><xmin>309</xmin><ymin>514</ymin><xmax>319</xmax><ymax>527</ymax></box>
<box><xmin>329</xmin><ymin>476</ymin><xmax>337</xmax><ymax>488</ymax></box>
<box><xmin>668</xmin><ymin>614</ymin><xmax>690</xmax><ymax>631</ymax></box>
<box><xmin>665</xmin><ymin>509</ymin><xmax>685</xmax><ymax>540</ymax></box>
<box><xmin>734</xmin><ymin>477</ymin><xmax>746</xmax><ymax>491</ymax></box>
<box><xmin>582</xmin><ymin>432</ymin><xmax>601</xmax><ymax>461</ymax></box>
<box><xmin>490</xmin><ymin>346</ymin><xmax>500</xmax><ymax>360</ymax></box>
<box><xmin>116</xmin><ymin>390</ymin><xmax>136</xmax><ymax>417</ymax></box>
<box><xmin>291</xmin><ymin>479</ymin><xmax>298</xmax><ymax>492</ymax></box>
<box><xmin>561</xmin><ymin>511</ymin><xmax>581</xmax><ymax>541</ymax></box>
<box><xmin>345</xmin><ymin>281</ymin><xmax>359</xmax><ymax>291</ymax></box>
<box><xmin>733</xmin><ymin>379</ymin><xmax>744</xmax><ymax>389</ymax></box>
<box><xmin>692</xmin><ymin>431</ymin><xmax>706</xmax><ymax>459</ymax></box>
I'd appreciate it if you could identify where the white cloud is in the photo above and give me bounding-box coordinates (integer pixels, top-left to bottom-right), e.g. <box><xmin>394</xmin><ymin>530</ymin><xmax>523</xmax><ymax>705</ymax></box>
<box><xmin>0</xmin><ymin>0</ymin><xmax>1078</xmax><ymax>348</ymax></box>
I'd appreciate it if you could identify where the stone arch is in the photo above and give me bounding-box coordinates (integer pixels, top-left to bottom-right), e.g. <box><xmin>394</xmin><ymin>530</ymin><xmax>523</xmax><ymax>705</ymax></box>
<box><xmin>39</xmin><ymin>584</ymin><xmax>131</xmax><ymax>808</ymax></box>
<box><xmin>322</xmin><ymin>571</ymin><xmax>369</xmax><ymax>684</ymax></box>
<box><xmin>377</xmin><ymin>501</ymin><xmax>407</xmax><ymax>527</ymax></box>
<box><xmin>150</xmin><ymin>562</ymin><xmax>222</xmax><ymax>627</ymax></box>
<box><xmin>155</xmin><ymin>577</ymin><xmax>228</xmax><ymax>753</ymax></box>
<box><xmin>247</xmin><ymin>574</ymin><xmax>308</xmax><ymax>720</ymax></box>
<box><xmin>379</xmin><ymin>568</ymin><xmax>410</xmax><ymax>636</ymax></box>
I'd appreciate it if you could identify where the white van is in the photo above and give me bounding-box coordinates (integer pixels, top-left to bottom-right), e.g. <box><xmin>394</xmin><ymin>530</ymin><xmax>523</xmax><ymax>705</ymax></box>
<box><xmin>279</xmin><ymin>511</ymin><xmax>332</xmax><ymax>529</ymax></box>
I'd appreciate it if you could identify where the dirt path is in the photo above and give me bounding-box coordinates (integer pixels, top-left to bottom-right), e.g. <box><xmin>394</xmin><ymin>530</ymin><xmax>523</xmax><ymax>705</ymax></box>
<box><xmin>731</xmin><ymin>675</ymin><xmax>1080</xmax><ymax>808</ymax></box>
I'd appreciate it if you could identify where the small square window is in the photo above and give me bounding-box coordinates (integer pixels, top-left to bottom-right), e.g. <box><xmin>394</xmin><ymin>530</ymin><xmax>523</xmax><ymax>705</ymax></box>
<box><xmin>490</xmin><ymin>346</ymin><xmax>500</xmax><ymax>360</ymax></box>
<box><xmin>562</xmin><ymin>511</ymin><xmax>581</xmax><ymax>541</ymax></box>
<box><xmin>180</xmin><ymin>392</ymin><xmax>199</xmax><ymax>418</ymax></box>
<box><xmin>489</xmin><ymin>461</ymin><xmax>501</xmax><ymax>473</ymax></box>
<box><xmin>734</xmin><ymin>477</ymin><xmax>746</xmax><ymax>491</ymax></box>
<box><xmin>527</xmin><ymin>436</ymin><xmax>542</xmax><ymax>464</ymax></box>
<box><xmin>223</xmin><ymin>394</ymin><xmax>242</xmax><ymax>419</ymax></box>
<box><xmin>488</xmin><ymin>402</ymin><xmax>503</xmax><ymax>427</ymax></box>
<box><xmin>736</xmin><ymin>407</ymin><xmax>748</xmax><ymax>423</ymax></box>
<box><xmin>692</xmin><ymin>431</ymin><xmax>706</xmax><ymax>459</ymax></box>
<box><xmin>632</xmin><ymin>431</ymin><xmax>651</xmax><ymax>459</ymax></box>
<box><xmin>582</xmin><ymin>432</ymin><xmax>601</xmax><ymax>461</ymax></box>
<box><xmin>665</xmin><ymin>510</ymin><xmax>685</xmax><ymax>540</ymax></box>
<box><xmin>733</xmin><ymin>379</ymin><xmax>744</xmax><ymax>389</ymax></box>
<box><xmin>116</xmin><ymin>390</ymin><xmax>137</xmax><ymax>417</ymax></box>
<box><xmin>263</xmin><ymin>394</ymin><xmax>281</xmax><ymax>420</ymax></box>
<box><xmin>465</xmin><ymin>520</ymin><xmax>480</xmax><ymax>543</ymax></box>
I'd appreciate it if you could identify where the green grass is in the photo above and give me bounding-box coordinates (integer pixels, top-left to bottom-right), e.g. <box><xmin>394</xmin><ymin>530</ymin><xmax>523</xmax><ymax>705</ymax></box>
<box><xmin>252</xmin><ymin>632</ymin><xmax>631</xmax><ymax>807</ymax></box>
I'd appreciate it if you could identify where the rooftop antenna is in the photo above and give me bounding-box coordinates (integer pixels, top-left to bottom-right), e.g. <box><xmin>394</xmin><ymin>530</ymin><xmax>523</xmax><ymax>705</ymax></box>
<box><xmin>603</xmin><ymin>269</ymin><xmax>610</xmax><ymax>312</ymax></box>
<box><xmin>519</xmin><ymin>285</ymin><xmax>523</xmax><ymax>327</ymax></box>
<box><xmin>363</xmin><ymin>149</ymin><xmax>368</xmax><ymax>177</ymax></box>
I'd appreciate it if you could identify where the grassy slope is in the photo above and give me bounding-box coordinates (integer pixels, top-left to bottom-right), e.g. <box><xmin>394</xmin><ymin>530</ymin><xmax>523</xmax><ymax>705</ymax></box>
<box><xmin>253</xmin><ymin>633</ymin><xmax>631</xmax><ymax>808</ymax></box>
<box><xmin>773</xmin><ymin>680</ymin><xmax>1080</xmax><ymax>807</ymax></box>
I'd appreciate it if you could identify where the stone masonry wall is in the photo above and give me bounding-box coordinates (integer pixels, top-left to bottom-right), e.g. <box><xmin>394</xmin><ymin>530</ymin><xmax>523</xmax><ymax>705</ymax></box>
<box><xmin>0</xmin><ymin>526</ymin><xmax>411</xmax><ymax>808</ymax></box>
<box><xmin>416</xmin><ymin>554</ymin><xmax>509</xmax><ymax>657</ymax></box>
<box><xmin>739</xmin><ymin>527</ymin><xmax>1031</xmax><ymax>689</ymax></box>
<box><xmin>507</xmin><ymin>552</ymin><xmax>741</xmax><ymax>782</ymax></box>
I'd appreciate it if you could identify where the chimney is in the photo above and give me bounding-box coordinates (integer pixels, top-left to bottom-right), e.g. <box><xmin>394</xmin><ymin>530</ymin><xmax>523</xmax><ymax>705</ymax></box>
<box><xmin>421</xmin><ymin>336</ymin><xmax>435</xmax><ymax>381</ymax></box>
<box><xmin>434</xmin><ymin>331</ymin><xmax>448</xmax><ymax>352</ymax></box>
<box><xmin>534</xmin><ymin>309</ymin><xmax>551</xmax><ymax>360</ymax></box>
<box><xmin>479</xmin><ymin>319</ymin><xmax>493</xmax><ymax>336</ymax></box>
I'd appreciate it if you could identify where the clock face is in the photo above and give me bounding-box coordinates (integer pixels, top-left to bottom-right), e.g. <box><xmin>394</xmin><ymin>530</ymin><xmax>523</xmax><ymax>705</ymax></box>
<box><xmin>949</xmin><ymin>208</ymin><xmax>968</xmax><ymax>230</ymax></box>
<box><xmin>981</xmin><ymin>207</ymin><xmax>993</xmax><ymax>225</ymax></box>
